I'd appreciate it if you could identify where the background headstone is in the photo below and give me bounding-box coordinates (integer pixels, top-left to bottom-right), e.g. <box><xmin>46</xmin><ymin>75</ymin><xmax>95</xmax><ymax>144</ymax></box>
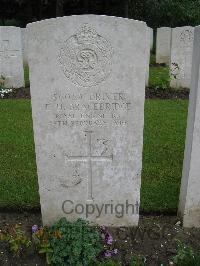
<box><xmin>21</xmin><ymin>28</ymin><xmax>28</xmax><ymax>66</ymax></box>
<box><xmin>149</xmin><ymin>27</ymin><xmax>153</xmax><ymax>51</ymax></box>
<box><xmin>170</xmin><ymin>26</ymin><xmax>194</xmax><ymax>89</ymax></box>
<box><xmin>178</xmin><ymin>26</ymin><xmax>200</xmax><ymax>228</ymax></box>
<box><xmin>28</xmin><ymin>15</ymin><xmax>147</xmax><ymax>226</ymax></box>
<box><xmin>156</xmin><ymin>27</ymin><xmax>171</xmax><ymax>64</ymax></box>
<box><xmin>0</xmin><ymin>26</ymin><xmax>24</xmax><ymax>88</ymax></box>
<box><xmin>146</xmin><ymin>27</ymin><xmax>151</xmax><ymax>86</ymax></box>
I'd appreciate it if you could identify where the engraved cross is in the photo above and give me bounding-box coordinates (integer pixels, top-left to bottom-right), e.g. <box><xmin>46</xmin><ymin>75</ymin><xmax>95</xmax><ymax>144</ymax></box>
<box><xmin>66</xmin><ymin>131</ymin><xmax>113</xmax><ymax>201</ymax></box>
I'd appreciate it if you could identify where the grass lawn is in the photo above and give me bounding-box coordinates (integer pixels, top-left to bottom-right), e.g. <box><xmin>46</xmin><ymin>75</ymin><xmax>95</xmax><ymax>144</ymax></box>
<box><xmin>0</xmin><ymin>99</ymin><xmax>188</xmax><ymax>212</ymax></box>
<box><xmin>24</xmin><ymin>65</ymin><xmax>30</xmax><ymax>87</ymax></box>
<box><xmin>149</xmin><ymin>66</ymin><xmax>170</xmax><ymax>88</ymax></box>
<box><xmin>149</xmin><ymin>53</ymin><xmax>170</xmax><ymax>88</ymax></box>
<box><xmin>141</xmin><ymin>99</ymin><xmax>188</xmax><ymax>212</ymax></box>
<box><xmin>0</xmin><ymin>100</ymin><xmax>38</xmax><ymax>209</ymax></box>
<box><xmin>150</xmin><ymin>53</ymin><xmax>156</xmax><ymax>65</ymax></box>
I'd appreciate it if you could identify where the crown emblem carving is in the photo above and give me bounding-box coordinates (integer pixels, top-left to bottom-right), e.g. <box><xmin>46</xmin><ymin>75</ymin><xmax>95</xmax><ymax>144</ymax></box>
<box><xmin>58</xmin><ymin>24</ymin><xmax>113</xmax><ymax>87</ymax></box>
<box><xmin>76</xmin><ymin>24</ymin><xmax>97</xmax><ymax>44</ymax></box>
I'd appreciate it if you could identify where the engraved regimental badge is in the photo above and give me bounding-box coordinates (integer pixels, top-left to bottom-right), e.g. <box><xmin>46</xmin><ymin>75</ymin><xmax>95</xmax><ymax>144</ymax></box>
<box><xmin>180</xmin><ymin>29</ymin><xmax>194</xmax><ymax>46</ymax></box>
<box><xmin>58</xmin><ymin>24</ymin><xmax>113</xmax><ymax>87</ymax></box>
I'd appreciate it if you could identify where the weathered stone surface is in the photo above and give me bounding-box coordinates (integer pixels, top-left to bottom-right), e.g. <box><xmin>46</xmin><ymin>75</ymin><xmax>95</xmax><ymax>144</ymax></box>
<box><xmin>0</xmin><ymin>26</ymin><xmax>24</xmax><ymax>88</ymax></box>
<box><xmin>156</xmin><ymin>27</ymin><xmax>171</xmax><ymax>64</ymax></box>
<box><xmin>21</xmin><ymin>28</ymin><xmax>28</xmax><ymax>66</ymax></box>
<box><xmin>178</xmin><ymin>26</ymin><xmax>200</xmax><ymax>228</ymax></box>
<box><xmin>27</xmin><ymin>15</ymin><xmax>147</xmax><ymax>226</ymax></box>
<box><xmin>170</xmin><ymin>26</ymin><xmax>194</xmax><ymax>89</ymax></box>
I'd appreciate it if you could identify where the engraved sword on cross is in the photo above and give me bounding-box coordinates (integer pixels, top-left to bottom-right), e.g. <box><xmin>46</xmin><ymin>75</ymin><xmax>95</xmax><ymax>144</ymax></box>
<box><xmin>64</xmin><ymin>131</ymin><xmax>113</xmax><ymax>201</ymax></box>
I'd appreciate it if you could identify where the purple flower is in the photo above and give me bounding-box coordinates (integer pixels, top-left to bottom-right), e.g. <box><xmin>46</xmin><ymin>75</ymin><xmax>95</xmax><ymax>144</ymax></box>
<box><xmin>104</xmin><ymin>251</ymin><xmax>112</xmax><ymax>257</ymax></box>
<box><xmin>113</xmin><ymin>248</ymin><xmax>118</xmax><ymax>254</ymax></box>
<box><xmin>106</xmin><ymin>234</ymin><xmax>113</xmax><ymax>245</ymax></box>
<box><xmin>32</xmin><ymin>225</ymin><xmax>38</xmax><ymax>233</ymax></box>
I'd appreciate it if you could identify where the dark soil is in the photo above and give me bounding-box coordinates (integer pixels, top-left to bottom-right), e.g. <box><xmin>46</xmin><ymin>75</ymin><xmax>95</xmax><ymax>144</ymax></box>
<box><xmin>0</xmin><ymin>212</ymin><xmax>200</xmax><ymax>266</ymax></box>
<box><xmin>2</xmin><ymin>86</ymin><xmax>190</xmax><ymax>100</ymax></box>
<box><xmin>0</xmin><ymin>211</ymin><xmax>44</xmax><ymax>266</ymax></box>
<box><xmin>146</xmin><ymin>87</ymin><xmax>190</xmax><ymax>99</ymax></box>
<box><xmin>149</xmin><ymin>63</ymin><xmax>166</xmax><ymax>68</ymax></box>
<box><xmin>2</xmin><ymin>87</ymin><xmax>31</xmax><ymax>99</ymax></box>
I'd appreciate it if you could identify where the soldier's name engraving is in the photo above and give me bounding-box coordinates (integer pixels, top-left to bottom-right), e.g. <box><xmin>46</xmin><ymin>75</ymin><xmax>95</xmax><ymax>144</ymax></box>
<box><xmin>44</xmin><ymin>91</ymin><xmax>132</xmax><ymax>127</ymax></box>
<box><xmin>46</xmin><ymin>102</ymin><xmax>131</xmax><ymax>111</ymax></box>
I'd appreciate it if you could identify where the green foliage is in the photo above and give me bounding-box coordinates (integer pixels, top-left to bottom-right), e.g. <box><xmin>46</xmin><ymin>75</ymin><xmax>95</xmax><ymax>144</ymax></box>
<box><xmin>0</xmin><ymin>224</ymin><xmax>32</xmax><ymax>256</ymax></box>
<box><xmin>1</xmin><ymin>0</ymin><xmax>200</xmax><ymax>28</ymax></box>
<box><xmin>130</xmin><ymin>255</ymin><xmax>146</xmax><ymax>266</ymax></box>
<box><xmin>96</xmin><ymin>259</ymin><xmax>120</xmax><ymax>266</ymax></box>
<box><xmin>146</xmin><ymin>0</ymin><xmax>200</xmax><ymax>28</ymax></box>
<box><xmin>149</xmin><ymin>66</ymin><xmax>170</xmax><ymax>89</ymax></box>
<box><xmin>150</xmin><ymin>54</ymin><xmax>156</xmax><ymax>65</ymax></box>
<box><xmin>32</xmin><ymin>225</ymin><xmax>53</xmax><ymax>264</ymax></box>
<box><xmin>24</xmin><ymin>65</ymin><xmax>30</xmax><ymax>87</ymax></box>
<box><xmin>0</xmin><ymin>19</ymin><xmax>22</xmax><ymax>26</ymax></box>
<box><xmin>33</xmin><ymin>218</ymin><xmax>103</xmax><ymax>266</ymax></box>
<box><xmin>173</xmin><ymin>241</ymin><xmax>200</xmax><ymax>266</ymax></box>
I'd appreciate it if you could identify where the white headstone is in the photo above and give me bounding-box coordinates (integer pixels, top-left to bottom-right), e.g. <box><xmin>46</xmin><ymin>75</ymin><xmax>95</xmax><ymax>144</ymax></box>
<box><xmin>170</xmin><ymin>26</ymin><xmax>194</xmax><ymax>89</ymax></box>
<box><xmin>145</xmin><ymin>28</ymin><xmax>151</xmax><ymax>86</ymax></box>
<box><xmin>21</xmin><ymin>28</ymin><xmax>28</xmax><ymax>66</ymax></box>
<box><xmin>0</xmin><ymin>26</ymin><xmax>24</xmax><ymax>88</ymax></box>
<box><xmin>156</xmin><ymin>27</ymin><xmax>171</xmax><ymax>64</ymax></box>
<box><xmin>178</xmin><ymin>26</ymin><xmax>200</xmax><ymax>228</ymax></box>
<box><xmin>28</xmin><ymin>15</ymin><xmax>147</xmax><ymax>226</ymax></box>
<box><xmin>150</xmin><ymin>27</ymin><xmax>153</xmax><ymax>51</ymax></box>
